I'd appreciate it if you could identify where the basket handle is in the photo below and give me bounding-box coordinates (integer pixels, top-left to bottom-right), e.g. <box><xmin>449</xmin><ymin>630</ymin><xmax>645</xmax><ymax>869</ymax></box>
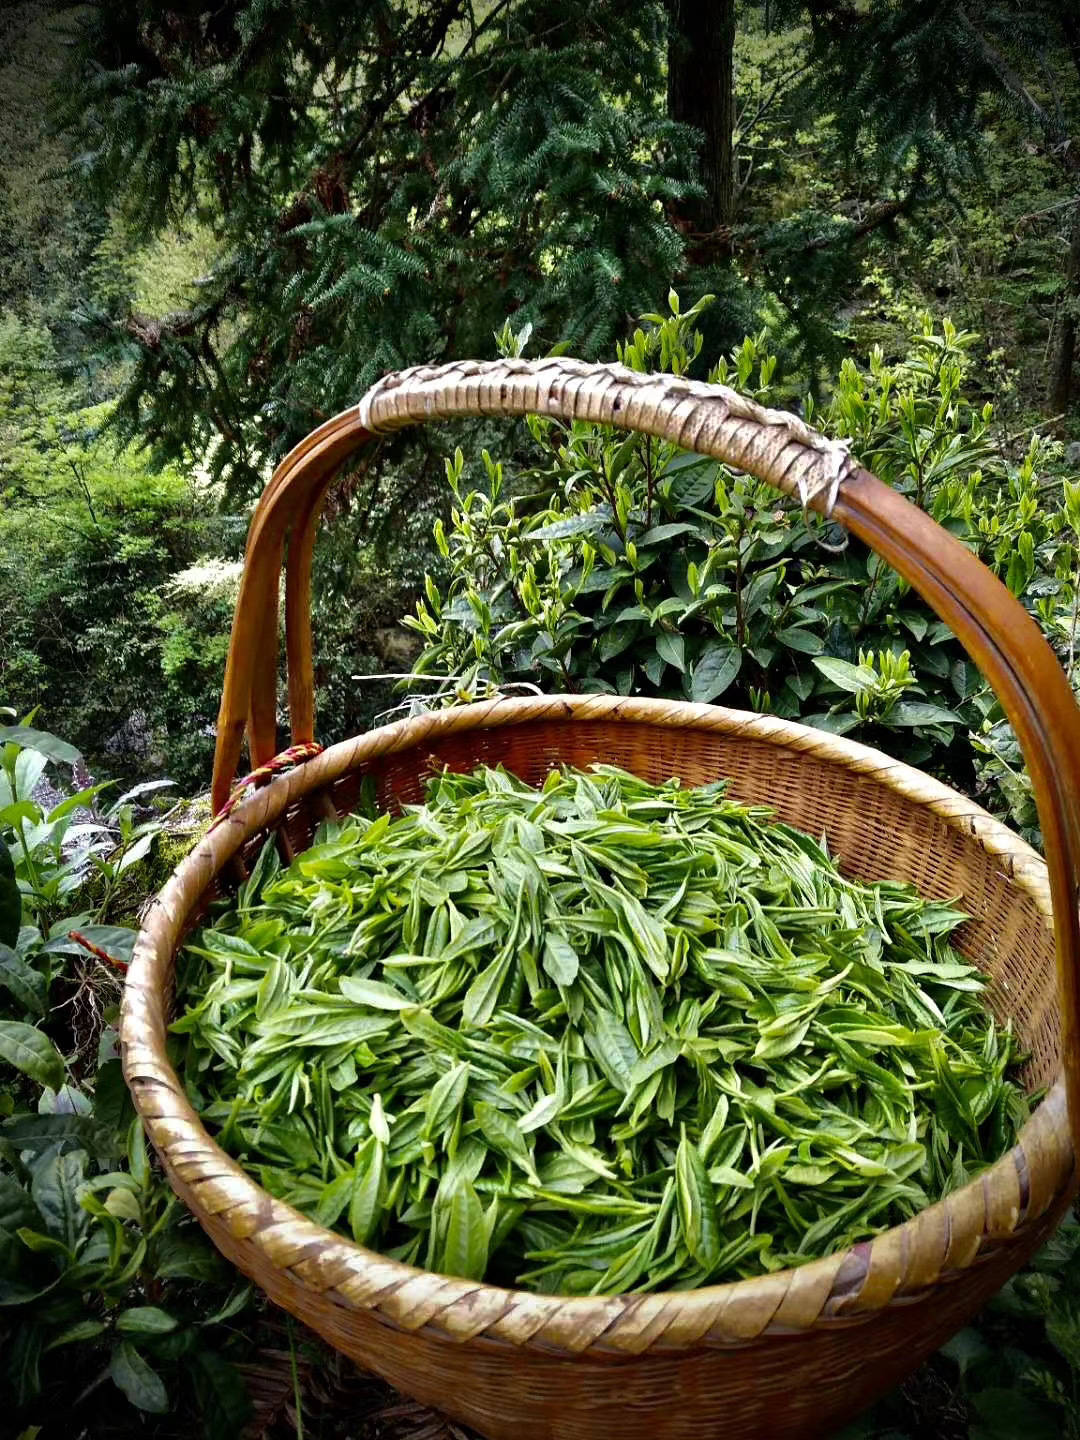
<box><xmin>211</xmin><ymin>357</ymin><xmax>1080</xmax><ymax>1146</ymax></box>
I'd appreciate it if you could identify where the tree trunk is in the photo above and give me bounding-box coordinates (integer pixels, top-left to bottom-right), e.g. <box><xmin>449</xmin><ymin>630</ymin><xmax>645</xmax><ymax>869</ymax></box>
<box><xmin>666</xmin><ymin>0</ymin><xmax>736</xmax><ymax>231</ymax></box>
<box><xmin>1061</xmin><ymin>11</ymin><xmax>1080</xmax><ymax>87</ymax></box>
<box><xmin>1050</xmin><ymin>200</ymin><xmax>1080</xmax><ymax>422</ymax></box>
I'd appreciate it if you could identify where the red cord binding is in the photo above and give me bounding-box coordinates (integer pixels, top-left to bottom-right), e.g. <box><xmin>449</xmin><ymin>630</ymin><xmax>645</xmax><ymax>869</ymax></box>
<box><xmin>208</xmin><ymin>741</ymin><xmax>324</xmax><ymax>831</ymax></box>
<box><xmin>69</xmin><ymin>930</ymin><xmax>129</xmax><ymax>972</ymax></box>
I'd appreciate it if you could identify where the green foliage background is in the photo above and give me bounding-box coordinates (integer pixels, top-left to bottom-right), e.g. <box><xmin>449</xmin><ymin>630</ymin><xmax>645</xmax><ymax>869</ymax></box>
<box><xmin>1</xmin><ymin>0</ymin><xmax>1080</xmax><ymax>1435</ymax></box>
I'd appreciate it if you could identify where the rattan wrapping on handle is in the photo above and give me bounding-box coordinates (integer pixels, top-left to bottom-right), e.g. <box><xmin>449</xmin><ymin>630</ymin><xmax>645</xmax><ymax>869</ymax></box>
<box><xmin>357</xmin><ymin>357</ymin><xmax>855</xmax><ymax>509</ymax></box>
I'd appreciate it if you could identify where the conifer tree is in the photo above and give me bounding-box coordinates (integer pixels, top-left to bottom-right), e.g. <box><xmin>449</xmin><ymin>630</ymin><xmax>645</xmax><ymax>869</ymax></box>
<box><xmin>61</xmin><ymin>0</ymin><xmax>695</xmax><ymax>493</ymax></box>
<box><xmin>790</xmin><ymin>0</ymin><xmax>1080</xmax><ymax>415</ymax></box>
<box><xmin>60</xmin><ymin>0</ymin><xmax>1080</xmax><ymax>490</ymax></box>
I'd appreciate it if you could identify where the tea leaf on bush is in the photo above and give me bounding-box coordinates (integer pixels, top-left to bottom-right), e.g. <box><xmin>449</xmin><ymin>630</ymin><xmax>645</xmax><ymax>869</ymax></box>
<box><xmin>30</xmin><ymin>1148</ymin><xmax>87</xmax><ymax>1251</ymax></box>
<box><xmin>690</xmin><ymin>641</ymin><xmax>741</xmax><ymax>702</ymax></box>
<box><xmin>0</xmin><ymin>728</ymin><xmax>81</xmax><ymax>765</ymax></box>
<box><xmin>109</xmin><ymin>1341</ymin><xmax>169</xmax><ymax>1414</ymax></box>
<box><xmin>44</xmin><ymin>1318</ymin><xmax>108</xmax><ymax>1350</ymax></box>
<box><xmin>116</xmin><ymin>1307</ymin><xmax>179</xmax><ymax>1335</ymax></box>
<box><xmin>0</xmin><ymin>1023</ymin><xmax>64</xmax><ymax>1093</ymax></box>
<box><xmin>0</xmin><ymin>847</ymin><xmax>19</xmax><ymax>949</ymax></box>
<box><xmin>0</xmin><ymin>946</ymin><xmax>45</xmax><ymax>1018</ymax></box>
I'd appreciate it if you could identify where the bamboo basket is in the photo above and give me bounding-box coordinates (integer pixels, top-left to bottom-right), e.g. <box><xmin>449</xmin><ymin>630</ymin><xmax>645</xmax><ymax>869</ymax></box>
<box><xmin>122</xmin><ymin>359</ymin><xmax>1080</xmax><ymax>1440</ymax></box>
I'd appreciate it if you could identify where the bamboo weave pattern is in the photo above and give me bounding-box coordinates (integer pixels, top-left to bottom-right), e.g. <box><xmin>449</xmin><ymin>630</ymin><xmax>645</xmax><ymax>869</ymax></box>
<box><xmin>123</xmin><ymin>698</ymin><xmax>1074</xmax><ymax>1366</ymax></box>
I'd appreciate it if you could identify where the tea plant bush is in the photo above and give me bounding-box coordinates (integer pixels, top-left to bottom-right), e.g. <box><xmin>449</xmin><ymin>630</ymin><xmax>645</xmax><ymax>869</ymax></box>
<box><xmin>404</xmin><ymin>297</ymin><xmax>1080</xmax><ymax>837</ymax></box>
<box><xmin>0</xmin><ymin>311</ymin><xmax>240</xmax><ymax>789</ymax></box>
<box><xmin>0</xmin><ymin>716</ymin><xmax>254</xmax><ymax>1437</ymax></box>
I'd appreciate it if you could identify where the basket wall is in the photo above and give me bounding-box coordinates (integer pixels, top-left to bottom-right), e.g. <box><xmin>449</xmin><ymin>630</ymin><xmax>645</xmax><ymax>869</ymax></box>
<box><xmin>127</xmin><ymin>702</ymin><xmax>1076</xmax><ymax>1440</ymax></box>
<box><xmin>170</xmin><ymin>1163</ymin><xmax>1071</xmax><ymax>1440</ymax></box>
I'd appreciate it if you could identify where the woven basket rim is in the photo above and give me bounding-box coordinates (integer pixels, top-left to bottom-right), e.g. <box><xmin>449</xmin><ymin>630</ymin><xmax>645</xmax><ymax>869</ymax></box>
<box><xmin>121</xmin><ymin>695</ymin><xmax>1074</xmax><ymax>1354</ymax></box>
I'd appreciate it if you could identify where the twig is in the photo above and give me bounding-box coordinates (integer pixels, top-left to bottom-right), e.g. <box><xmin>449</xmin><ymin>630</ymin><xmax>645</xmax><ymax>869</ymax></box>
<box><xmin>1014</xmin><ymin>195</ymin><xmax>1080</xmax><ymax>233</ymax></box>
<box><xmin>351</xmin><ymin>671</ymin><xmax>467</xmax><ymax>683</ymax></box>
<box><xmin>288</xmin><ymin>1317</ymin><xmax>305</xmax><ymax>1440</ymax></box>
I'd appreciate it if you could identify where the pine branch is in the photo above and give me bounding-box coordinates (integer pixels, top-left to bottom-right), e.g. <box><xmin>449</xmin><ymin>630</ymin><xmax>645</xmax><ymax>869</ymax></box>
<box><xmin>339</xmin><ymin>0</ymin><xmax>470</xmax><ymax>163</ymax></box>
<box><xmin>803</xmin><ymin>195</ymin><xmax>911</xmax><ymax>253</ymax></box>
<box><xmin>956</xmin><ymin>6</ymin><xmax>1079</xmax><ymax>175</ymax></box>
<box><xmin>124</xmin><ymin>309</ymin><xmax>202</xmax><ymax>349</ymax></box>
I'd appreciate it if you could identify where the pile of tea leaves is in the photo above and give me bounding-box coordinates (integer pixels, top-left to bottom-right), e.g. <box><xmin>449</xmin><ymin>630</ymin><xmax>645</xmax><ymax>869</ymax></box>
<box><xmin>172</xmin><ymin>765</ymin><xmax>1029</xmax><ymax>1294</ymax></box>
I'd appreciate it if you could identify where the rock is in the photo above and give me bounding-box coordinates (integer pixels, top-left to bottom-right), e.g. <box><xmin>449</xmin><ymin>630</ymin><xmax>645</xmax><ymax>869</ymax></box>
<box><xmin>105</xmin><ymin>709</ymin><xmax>154</xmax><ymax>761</ymax></box>
<box><xmin>372</xmin><ymin>626</ymin><xmax>421</xmax><ymax>668</ymax></box>
<box><xmin>1065</xmin><ymin>441</ymin><xmax>1080</xmax><ymax>469</ymax></box>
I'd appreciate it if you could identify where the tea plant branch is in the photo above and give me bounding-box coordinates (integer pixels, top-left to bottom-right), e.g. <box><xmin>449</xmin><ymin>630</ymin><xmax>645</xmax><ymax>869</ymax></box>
<box><xmin>644</xmin><ymin>435</ymin><xmax>656</xmax><ymax>529</ymax></box>
<box><xmin>856</xmin><ymin>561</ymin><xmax>885</xmax><ymax>636</ymax></box>
<box><xmin>733</xmin><ymin>511</ymin><xmax>747</xmax><ymax>648</ymax></box>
